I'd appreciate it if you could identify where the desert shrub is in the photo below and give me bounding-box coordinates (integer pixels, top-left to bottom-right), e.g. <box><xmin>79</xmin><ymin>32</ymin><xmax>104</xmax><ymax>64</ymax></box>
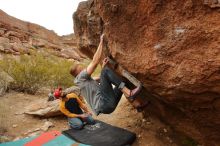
<box><xmin>0</xmin><ymin>53</ymin><xmax>74</xmax><ymax>94</ymax></box>
<box><xmin>0</xmin><ymin>71</ymin><xmax>13</xmax><ymax>96</ymax></box>
<box><xmin>0</xmin><ymin>74</ymin><xmax>7</xmax><ymax>96</ymax></box>
<box><xmin>46</xmin><ymin>55</ymin><xmax>73</xmax><ymax>88</ymax></box>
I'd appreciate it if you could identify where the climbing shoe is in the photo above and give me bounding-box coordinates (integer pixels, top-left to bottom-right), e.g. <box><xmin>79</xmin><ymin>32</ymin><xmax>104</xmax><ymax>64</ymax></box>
<box><xmin>128</xmin><ymin>84</ymin><xmax>142</xmax><ymax>101</ymax></box>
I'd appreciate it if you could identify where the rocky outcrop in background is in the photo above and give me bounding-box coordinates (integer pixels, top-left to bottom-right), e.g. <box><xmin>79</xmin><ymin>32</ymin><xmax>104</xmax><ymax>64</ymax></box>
<box><xmin>0</xmin><ymin>10</ymin><xmax>85</xmax><ymax>60</ymax></box>
<box><xmin>73</xmin><ymin>0</ymin><xmax>220</xmax><ymax>145</ymax></box>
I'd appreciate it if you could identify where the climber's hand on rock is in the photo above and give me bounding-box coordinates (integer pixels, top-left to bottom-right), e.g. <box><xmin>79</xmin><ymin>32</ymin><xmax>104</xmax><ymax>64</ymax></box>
<box><xmin>100</xmin><ymin>34</ymin><xmax>105</xmax><ymax>41</ymax></box>
<box><xmin>102</xmin><ymin>57</ymin><xmax>109</xmax><ymax>68</ymax></box>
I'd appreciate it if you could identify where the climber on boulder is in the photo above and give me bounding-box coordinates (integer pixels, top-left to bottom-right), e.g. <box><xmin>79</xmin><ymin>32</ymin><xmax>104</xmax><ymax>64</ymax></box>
<box><xmin>70</xmin><ymin>34</ymin><xmax>142</xmax><ymax>116</ymax></box>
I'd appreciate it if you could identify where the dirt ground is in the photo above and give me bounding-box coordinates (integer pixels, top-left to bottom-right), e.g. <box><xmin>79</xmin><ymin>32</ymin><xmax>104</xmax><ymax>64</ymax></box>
<box><xmin>0</xmin><ymin>91</ymin><xmax>178</xmax><ymax>146</ymax></box>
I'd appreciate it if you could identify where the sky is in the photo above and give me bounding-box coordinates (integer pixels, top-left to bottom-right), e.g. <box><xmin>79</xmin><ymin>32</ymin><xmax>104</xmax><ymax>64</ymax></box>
<box><xmin>0</xmin><ymin>0</ymin><xmax>84</xmax><ymax>36</ymax></box>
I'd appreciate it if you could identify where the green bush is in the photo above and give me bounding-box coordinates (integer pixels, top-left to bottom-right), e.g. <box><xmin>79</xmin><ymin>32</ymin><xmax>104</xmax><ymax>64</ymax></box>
<box><xmin>46</xmin><ymin>55</ymin><xmax>74</xmax><ymax>88</ymax></box>
<box><xmin>0</xmin><ymin>71</ymin><xmax>13</xmax><ymax>95</ymax></box>
<box><xmin>0</xmin><ymin>53</ymin><xmax>74</xmax><ymax>94</ymax></box>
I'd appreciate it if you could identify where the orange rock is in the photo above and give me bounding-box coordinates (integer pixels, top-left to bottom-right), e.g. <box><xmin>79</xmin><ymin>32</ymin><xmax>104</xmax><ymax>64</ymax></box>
<box><xmin>73</xmin><ymin>1</ymin><xmax>220</xmax><ymax>145</ymax></box>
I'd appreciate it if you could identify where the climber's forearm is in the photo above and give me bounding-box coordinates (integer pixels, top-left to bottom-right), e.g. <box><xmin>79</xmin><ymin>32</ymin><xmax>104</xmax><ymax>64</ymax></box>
<box><xmin>92</xmin><ymin>38</ymin><xmax>104</xmax><ymax>65</ymax></box>
<box><xmin>86</xmin><ymin>35</ymin><xmax>104</xmax><ymax>75</ymax></box>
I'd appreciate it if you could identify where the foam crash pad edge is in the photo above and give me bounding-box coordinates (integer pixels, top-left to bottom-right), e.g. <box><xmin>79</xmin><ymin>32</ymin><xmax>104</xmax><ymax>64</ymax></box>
<box><xmin>24</xmin><ymin>131</ymin><xmax>61</xmax><ymax>146</ymax></box>
<box><xmin>0</xmin><ymin>137</ymin><xmax>36</xmax><ymax>146</ymax></box>
<box><xmin>62</xmin><ymin>120</ymin><xmax>136</xmax><ymax>146</ymax></box>
<box><xmin>0</xmin><ymin>131</ymin><xmax>88</xmax><ymax>146</ymax></box>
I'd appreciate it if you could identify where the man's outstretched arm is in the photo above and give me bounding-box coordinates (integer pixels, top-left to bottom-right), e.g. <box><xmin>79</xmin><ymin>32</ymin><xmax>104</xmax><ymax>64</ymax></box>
<box><xmin>86</xmin><ymin>34</ymin><xmax>104</xmax><ymax>76</ymax></box>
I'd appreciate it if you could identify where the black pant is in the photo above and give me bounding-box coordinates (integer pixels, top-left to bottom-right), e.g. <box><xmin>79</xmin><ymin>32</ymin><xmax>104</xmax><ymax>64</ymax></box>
<box><xmin>99</xmin><ymin>67</ymin><xmax>125</xmax><ymax>114</ymax></box>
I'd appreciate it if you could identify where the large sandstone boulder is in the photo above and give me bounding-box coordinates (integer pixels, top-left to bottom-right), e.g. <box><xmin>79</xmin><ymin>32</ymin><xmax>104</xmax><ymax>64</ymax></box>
<box><xmin>73</xmin><ymin>0</ymin><xmax>220</xmax><ymax>145</ymax></box>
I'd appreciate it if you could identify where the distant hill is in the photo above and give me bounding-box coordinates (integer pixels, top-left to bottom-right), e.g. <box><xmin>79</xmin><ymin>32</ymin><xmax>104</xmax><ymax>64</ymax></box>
<box><xmin>0</xmin><ymin>10</ymin><xmax>85</xmax><ymax>60</ymax></box>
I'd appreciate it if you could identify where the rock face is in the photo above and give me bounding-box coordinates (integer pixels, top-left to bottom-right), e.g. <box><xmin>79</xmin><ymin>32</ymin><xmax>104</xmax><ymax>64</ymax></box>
<box><xmin>0</xmin><ymin>10</ymin><xmax>85</xmax><ymax>60</ymax></box>
<box><xmin>73</xmin><ymin>0</ymin><xmax>220</xmax><ymax>145</ymax></box>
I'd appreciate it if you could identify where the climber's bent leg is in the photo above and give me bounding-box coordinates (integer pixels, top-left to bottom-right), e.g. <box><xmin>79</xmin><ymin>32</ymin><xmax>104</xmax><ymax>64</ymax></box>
<box><xmin>98</xmin><ymin>67</ymin><xmax>124</xmax><ymax>114</ymax></box>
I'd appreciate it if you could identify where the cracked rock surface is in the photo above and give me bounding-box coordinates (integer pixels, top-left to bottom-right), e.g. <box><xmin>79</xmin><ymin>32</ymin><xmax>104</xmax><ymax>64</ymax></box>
<box><xmin>73</xmin><ymin>1</ymin><xmax>220</xmax><ymax>145</ymax></box>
